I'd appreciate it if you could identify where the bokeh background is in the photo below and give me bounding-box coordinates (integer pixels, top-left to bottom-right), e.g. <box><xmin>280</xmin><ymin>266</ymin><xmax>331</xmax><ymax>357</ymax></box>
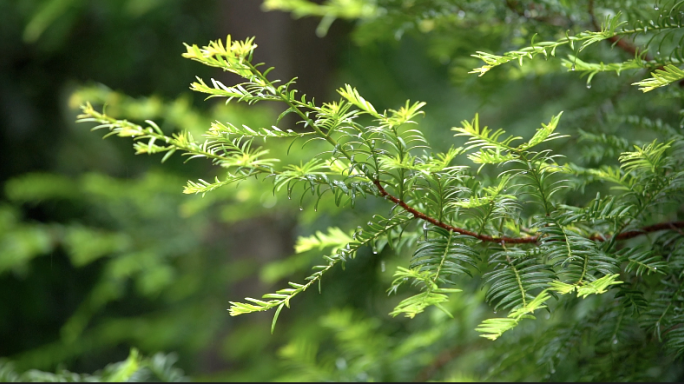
<box><xmin>2</xmin><ymin>0</ymin><xmax>683</xmax><ymax>381</ymax></box>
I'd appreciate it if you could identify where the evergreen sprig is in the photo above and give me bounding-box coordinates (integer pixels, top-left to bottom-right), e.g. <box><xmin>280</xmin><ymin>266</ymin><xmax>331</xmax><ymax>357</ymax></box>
<box><xmin>229</xmin><ymin>213</ymin><xmax>414</xmax><ymax>333</ymax></box>
<box><xmin>471</xmin><ymin>9</ymin><xmax>684</xmax><ymax>90</ymax></box>
<box><xmin>469</xmin><ymin>13</ymin><xmax>628</xmax><ymax>76</ymax></box>
<box><xmin>633</xmin><ymin>64</ymin><xmax>684</xmax><ymax>92</ymax></box>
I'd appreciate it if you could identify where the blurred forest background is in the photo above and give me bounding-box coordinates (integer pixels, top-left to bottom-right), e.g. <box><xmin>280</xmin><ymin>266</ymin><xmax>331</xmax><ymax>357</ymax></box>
<box><xmin>1</xmin><ymin>0</ymin><xmax>683</xmax><ymax>381</ymax></box>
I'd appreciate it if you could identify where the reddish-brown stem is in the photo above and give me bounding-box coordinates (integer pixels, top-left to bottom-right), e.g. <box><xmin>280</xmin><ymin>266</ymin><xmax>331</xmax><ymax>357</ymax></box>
<box><xmin>373</xmin><ymin>179</ymin><xmax>684</xmax><ymax>244</ymax></box>
<box><xmin>373</xmin><ymin>180</ymin><xmax>539</xmax><ymax>244</ymax></box>
<box><xmin>602</xmin><ymin>221</ymin><xmax>684</xmax><ymax>241</ymax></box>
<box><xmin>588</xmin><ymin>0</ymin><xmax>654</xmax><ymax>62</ymax></box>
<box><xmin>588</xmin><ymin>0</ymin><xmax>684</xmax><ymax>86</ymax></box>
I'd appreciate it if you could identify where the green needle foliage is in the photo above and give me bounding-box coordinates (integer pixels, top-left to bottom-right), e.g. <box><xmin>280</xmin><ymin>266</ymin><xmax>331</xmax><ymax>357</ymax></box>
<box><xmin>0</xmin><ymin>349</ymin><xmax>186</xmax><ymax>382</ymax></box>
<box><xmin>72</xmin><ymin>0</ymin><xmax>684</xmax><ymax>381</ymax></box>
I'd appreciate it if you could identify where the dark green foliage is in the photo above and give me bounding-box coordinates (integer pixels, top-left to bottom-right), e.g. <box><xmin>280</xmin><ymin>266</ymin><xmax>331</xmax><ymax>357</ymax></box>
<box><xmin>0</xmin><ymin>349</ymin><xmax>186</xmax><ymax>382</ymax></box>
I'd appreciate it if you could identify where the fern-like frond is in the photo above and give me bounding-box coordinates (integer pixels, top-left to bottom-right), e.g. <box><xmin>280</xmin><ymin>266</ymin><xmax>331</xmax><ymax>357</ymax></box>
<box><xmin>640</xmin><ymin>282</ymin><xmax>684</xmax><ymax>342</ymax></box>
<box><xmin>229</xmin><ymin>212</ymin><xmax>413</xmax><ymax>332</ymax></box>
<box><xmin>453</xmin><ymin>114</ymin><xmax>521</xmax><ymax>152</ymax></box>
<box><xmin>517</xmin><ymin>113</ymin><xmax>566</xmax><ymax>151</ymax></box>
<box><xmin>548</xmin><ymin>274</ymin><xmax>623</xmax><ymax>298</ymax></box>
<box><xmin>562</xmin><ymin>55</ymin><xmax>645</xmax><ymax>87</ymax></box>
<box><xmin>665</xmin><ymin>317</ymin><xmax>684</xmax><ymax>358</ymax></box>
<box><xmin>183</xmin><ymin>172</ymin><xmax>254</xmax><ymax>195</ymax></box>
<box><xmin>619</xmin><ymin>139</ymin><xmax>672</xmax><ymax>174</ymax></box>
<box><xmin>410</xmin><ymin>227</ymin><xmax>479</xmax><ymax>280</ymax></box>
<box><xmin>575</xmin><ymin>274</ymin><xmax>623</xmax><ymax>298</ymax></box>
<box><xmin>469</xmin><ymin>13</ymin><xmax>626</xmax><ymax>76</ymax></box>
<box><xmin>633</xmin><ymin>64</ymin><xmax>684</xmax><ymax>92</ymax></box>
<box><xmin>484</xmin><ymin>251</ymin><xmax>555</xmax><ymax>311</ymax></box>
<box><xmin>615</xmin><ymin>286</ymin><xmax>649</xmax><ymax>316</ymax></box>
<box><xmin>388</xmin><ymin>267</ymin><xmax>461</xmax><ymax>319</ymax></box>
<box><xmin>467</xmin><ymin>148</ymin><xmax>517</xmax><ymax>165</ymax></box>
<box><xmin>294</xmin><ymin>227</ymin><xmax>354</xmax><ymax>254</ymax></box>
<box><xmin>337</xmin><ymin>84</ymin><xmax>381</xmax><ymax>118</ymax></box>
<box><xmin>188</xmin><ymin>77</ymin><xmax>279</xmax><ymax>103</ymax></box>
<box><xmin>476</xmin><ymin>290</ymin><xmax>551</xmax><ymax>340</ymax></box>
<box><xmin>78</xmin><ymin>103</ymin><xmax>280</xmax><ymax>173</ymax></box>
<box><xmin>539</xmin><ymin>215</ymin><xmax>619</xmax><ymax>283</ymax></box>
<box><xmin>577</xmin><ymin>128</ymin><xmax>633</xmax><ymax>163</ymax></box>
<box><xmin>209</xmin><ymin>121</ymin><xmax>315</xmax><ymax>140</ymax></box>
<box><xmin>182</xmin><ymin>36</ymin><xmax>257</xmax><ymax>78</ymax></box>
<box><xmin>383</xmin><ymin>99</ymin><xmax>427</xmax><ymax>127</ymax></box>
<box><xmin>558</xmin><ymin>163</ymin><xmax>629</xmax><ymax>188</ymax></box>
<box><xmin>619</xmin><ymin>247</ymin><xmax>669</xmax><ymax>276</ymax></box>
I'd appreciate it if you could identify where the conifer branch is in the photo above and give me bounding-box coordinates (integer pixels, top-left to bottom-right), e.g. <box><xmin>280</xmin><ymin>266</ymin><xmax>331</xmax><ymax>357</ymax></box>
<box><xmin>373</xmin><ymin>178</ymin><xmax>684</xmax><ymax>244</ymax></box>
<box><xmin>373</xmin><ymin>179</ymin><xmax>538</xmax><ymax>244</ymax></box>
<box><xmin>78</xmin><ymin>33</ymin><xmax>684</xmax><ymax>352</ymax></box>
<box><xmin>588</xmin><ymin>0</ymin><xmax>648</xmax><ymax>60</ymax></box>
<box><xmin>597</xmin><ymin>221</ymin><xmax>684</xmax><ymax>241</ymax></box>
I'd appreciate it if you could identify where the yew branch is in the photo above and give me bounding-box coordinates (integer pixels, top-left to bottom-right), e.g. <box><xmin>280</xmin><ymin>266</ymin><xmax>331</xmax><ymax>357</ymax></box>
<box><xmin>372</xmin><ymin>179</ymin><xmax>684</xmax><ymax>244</ymax></box>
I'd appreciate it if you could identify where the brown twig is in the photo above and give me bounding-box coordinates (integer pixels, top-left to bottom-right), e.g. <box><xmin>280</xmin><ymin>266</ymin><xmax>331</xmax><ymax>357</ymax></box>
<box><xmin>669</xmin><ymin>222</ymin><xmax>684</xmax><ymax>236</ymax></box>
<box><xmin>588</xmin><ymin>0</ymin><xmax>684</xmax><ymax>87</ymax></box>
<box><xmin>588</xmin><ymin>0</ymin><xmax>653</xmax><ymax>61</ymax></box>
<box><xmin>607</xmin><ymin>221</ymin><xmax>684</xmax><ymax>241</ymax></box>
<box><xmin>372</xmin><ymin>179</ymin><xmax>684</xmax><ymax>244</ymax></box>
<box><xmin>373</xmin><ymin>179</ymin><xmax>538</xmax><ymax>244</ymax></box>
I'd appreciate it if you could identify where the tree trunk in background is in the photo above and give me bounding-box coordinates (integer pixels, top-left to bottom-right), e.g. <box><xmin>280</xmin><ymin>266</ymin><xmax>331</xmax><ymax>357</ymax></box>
<box><xmin>197</xmin><ymin>0</ymin><xmax>347</xmax><ymax>373</ymax></box>
<box><xmin>218</xmin><ymin>0</ymin><xmax>342</xmax><ymax>112</ymax></box>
